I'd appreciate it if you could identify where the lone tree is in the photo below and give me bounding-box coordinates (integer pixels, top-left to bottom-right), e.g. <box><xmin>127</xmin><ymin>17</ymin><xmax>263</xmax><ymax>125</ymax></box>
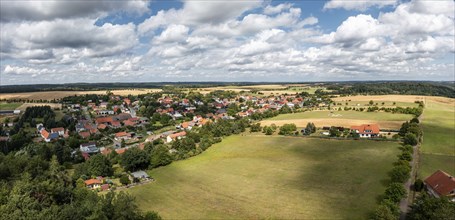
<box><xmin>304</xmin><ymin>122</ymin><xmax>316</xmax><ymax>135</ymax></box>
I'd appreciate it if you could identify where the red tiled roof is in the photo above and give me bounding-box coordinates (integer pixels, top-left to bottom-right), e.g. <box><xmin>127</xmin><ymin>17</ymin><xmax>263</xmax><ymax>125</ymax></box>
<box><xmin>116</xmin><ymin>148</ymin><xmax>127</xmax><ymax>154</ymax></box>
<box><xmin>169</xmin><ymin>131</ymin><xmax>186</xmax><ymax>139</ymax></box>
<box><xmin>425</xmin><ymin>170</ymin><xmax>455</xmax><ymax>197</ymax></box>
<box><xmin>97</xmin><ymin>124</ymin><xmax>107</xmax><ymax>130</ymax></box>
<box><xmin>115</xmin><ymin>131</ymin><xmax>131</xmax><ymax>138</ymax></box>
<box><xmin>51</xmin><ymin>127</ymin><xmax>64</xmax><ymax>132</ymax></box>
<box><xmin>181</xmin><ymin>122</ymin><xmax>190</xmax><ymax>128</ymax></box>
<box><xmin>123</xmin><ymin>120</ymin><xmax>136</xmax><ymax>126</ymax></box>
<box><xmin>350</xmin><ymin>124</ymin><xmax>380</xmax><ymax>134</ymax></box>
<box><xmin>79</xmin><ymin>131</ymin><xmax>91</xmax><ymax>139</ymax></box>
<box><xmin>101</xmin><ymin>148</ymin><xmax>111</xmax><ymax>156</ymax></box>
<box><xmin>111</xmin><ymin>121</ymin><xmax>121</xmax><ymax>127</ymax></box>
<box><xmin>90</xmin><ymin>128</ymin><xmax>99</xmax><ymax>134</ymax></box>
<box><xmin>96</xmin><ymin>117</ymin><xmax>113</xmax><ymax>124</ymax></box>
<box><xmin>101</xmin><ymin>184</ymin><xmax>110</xmax><ymax>191</ymax></box>
<box><xmin>84</xmin><ymin>179</ymin><xmax>102</xmax><ymax>186</ymax></box>
<box><xmin>41</xmin><ymin>129</ymin><xmax>50</xmax><ymax>139</ymax></box>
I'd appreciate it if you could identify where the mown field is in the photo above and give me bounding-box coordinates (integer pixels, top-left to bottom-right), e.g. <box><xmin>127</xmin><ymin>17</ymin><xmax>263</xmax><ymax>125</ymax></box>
<box><xmin>127</xmin><ymin>135</ymin><xmax>399</xmax><ymax>219</ymax></box>
<box><xmin>331</xmin><ymin>94</ymin><xmax>455</xmax><ymax>178</ymax></box>
<box><xmin>419</xmin><ymin>98</ymin><xmax>455</xmax><ymax>177</ymax></box>
<box><xmin>0</xmin><ymin>102</ymin><xmax>23</xmax><ymax>110</ymax></box>
<box><xmin>262</xmin><ymin>110</ymin><xmax>413</xmax><ymax>129</ymax></box>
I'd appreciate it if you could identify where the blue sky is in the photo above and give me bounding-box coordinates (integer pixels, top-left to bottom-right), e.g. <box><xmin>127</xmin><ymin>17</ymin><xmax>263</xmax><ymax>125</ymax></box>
<box><xmin>1</xmin><ymin>0</ymin><xmax>454</xmax><ymax>85</ymax></box>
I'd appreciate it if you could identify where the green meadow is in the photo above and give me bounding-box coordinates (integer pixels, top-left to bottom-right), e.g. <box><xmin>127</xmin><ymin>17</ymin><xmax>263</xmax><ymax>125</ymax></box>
<box><xmin>420</xmin><ymin>99</ymin><xmax>455</xmax><ymax>177</ymax></box>
<box><xmin>127</xmin><ymin>135</ymin><xmax>399</xmax><ymax>219</ymax></box>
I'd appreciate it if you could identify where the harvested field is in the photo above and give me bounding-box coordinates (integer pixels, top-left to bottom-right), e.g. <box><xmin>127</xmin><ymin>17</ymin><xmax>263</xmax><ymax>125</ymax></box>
<box><xmin>262</xmin><ymin>110</ymin><xmax>413</xmax><ymax>129</ymax></box>
<box><xmin>332</xmin><ymin>95</ymin><xmax>427</xmax><ymax>103</ymax></box>
<box><xmin>261</xmin><ymin>118</ymin><xmax>405</xmax><ymax>129</ymax></box>
<box><xmin>0</xmin><ymin>89</ymin><xmax>161</xmax><ymax>100</ymax></box>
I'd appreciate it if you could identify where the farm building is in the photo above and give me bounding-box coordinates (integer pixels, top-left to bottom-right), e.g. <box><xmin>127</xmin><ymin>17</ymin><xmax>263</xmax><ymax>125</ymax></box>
<box><xmin>424</xmin><ymin>170</ymin><xmax>455</xmax><ymax>202</ymax></box>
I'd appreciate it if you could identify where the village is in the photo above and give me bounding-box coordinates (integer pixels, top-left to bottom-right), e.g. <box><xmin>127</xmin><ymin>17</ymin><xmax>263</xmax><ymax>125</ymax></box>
<box><xmin>0</xmin><ymin>89</ymin><xmax>453</xmax><ymax>210</ymax></box>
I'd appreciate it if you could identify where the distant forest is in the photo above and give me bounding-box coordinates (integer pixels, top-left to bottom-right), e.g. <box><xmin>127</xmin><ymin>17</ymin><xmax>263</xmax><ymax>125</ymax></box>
<box><xmin>325</xmin><ymin>82</ymin><xmax>455</xmax><ymax>98</ymax></box>
<box><xmin>0</xmin><ymin>81</ymin><xmax>454</xmax><ymax>98</ymax></box>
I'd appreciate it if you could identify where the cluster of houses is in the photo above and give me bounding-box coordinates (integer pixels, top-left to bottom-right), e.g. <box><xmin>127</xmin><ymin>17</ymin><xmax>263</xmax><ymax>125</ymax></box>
<box><xmin>84</xmin><ymin>171</ymin><xmax>151</xmax><ymax>191</ymax></box>
<box><xmin>36</xmin><ymin>123</ymin><xmax>69</xmax><ymax>142</ymax></box>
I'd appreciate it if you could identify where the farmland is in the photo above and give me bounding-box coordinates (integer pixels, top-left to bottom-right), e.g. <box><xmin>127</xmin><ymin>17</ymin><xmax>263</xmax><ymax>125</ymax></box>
<box><xmin>419</xmin><ymin>98</ymin><xmax>455</xmax><ymax>177</ymax></box>
<box><xmin>0</xmin><ymin>89</ymin><xmax>161</xmax><ymax>100</ymax></box>
<box><xmin>0</xmin><ymin>102</ymin><xmax>23</xmax><ymax>110</ymax></box>
<box><xmin>331</xmin><ymin>94</ymin><xmax>455</xmax><ymax>177</ymax></box>
<box><xmin>262</xmin><ymin>110</ymin><xmax>413</xmax><ymax>129</ymax></box>
<box><xmin>127</xmin><ymin>135</ymin><xmax>400</xmax><ymax>219</ymax></box>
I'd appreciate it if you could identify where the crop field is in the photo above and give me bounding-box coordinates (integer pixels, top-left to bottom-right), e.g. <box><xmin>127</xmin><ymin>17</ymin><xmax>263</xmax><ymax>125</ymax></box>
<box><xmin>0</xmin><ymin>102</ymin><xmax>23</xmax><ymax>110</ymax></box>
<box><xmin>262</xmin><ymin>110</ymin><xmax>413</xmax><ymax>129</ymax></box>
<box><xmin>0</xmin><ymin>89</ymin><xmax>161</xmax><ymax>100</ymax></box>
<box><xmin>419</xmin><ymin>98</ymin><xmax>455</xmax><ymax>177</ymax></box>
<box><xmin>126</xmin><ymin>135</ymin><xmax>399</xmax><ymax>219</ymax></box>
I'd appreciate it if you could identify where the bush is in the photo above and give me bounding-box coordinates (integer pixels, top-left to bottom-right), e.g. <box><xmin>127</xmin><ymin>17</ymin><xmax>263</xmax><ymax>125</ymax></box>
<box><xmin>120</xmin><ymin>175</ymin><xmax>131</xmax><ymax>186</ymax></box>
<box><xmin>278</xmin><ymin>123</ymin><xmax>297</xmax><ymax>135</ymax></box>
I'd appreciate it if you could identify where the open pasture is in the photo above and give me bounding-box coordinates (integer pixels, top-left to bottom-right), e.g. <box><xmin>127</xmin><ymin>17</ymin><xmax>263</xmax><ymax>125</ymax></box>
<box><xmin>0</xmin><ymin>102</ymin><xmax>23</xmax><ymax>110</ymax></box>
<box><xmin>262</xmin><ymin>110</ymin><xmax>413</xmax><ymax>129</ymax></box>
<box><xmin>0</xmin><ymin>89</ymin><xmax>161</xmax><ymax>100</ymax></box>
<box><xmin>419</xmin><ymin>98</ymin><xmax>455</xmax><ymax>177</ymax></box>
<box><xmin>127</xmin><ymin>135</ymin><xmax>399</xmax><ymax>219</ymax></box>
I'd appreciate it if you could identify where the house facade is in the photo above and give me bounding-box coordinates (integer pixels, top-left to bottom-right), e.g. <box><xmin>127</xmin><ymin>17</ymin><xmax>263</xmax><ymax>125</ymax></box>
<box><xmin>350</xmin><ymin>124</ymin><xmax>380</xmax><ymax>138</ymax></box>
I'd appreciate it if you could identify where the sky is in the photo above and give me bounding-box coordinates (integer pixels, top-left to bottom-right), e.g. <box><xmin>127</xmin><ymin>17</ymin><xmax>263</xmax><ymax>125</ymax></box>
<box><xmin>0</xmin><ymin>0</ymin><xmax>454</xmax><ymax>85</ymax></box>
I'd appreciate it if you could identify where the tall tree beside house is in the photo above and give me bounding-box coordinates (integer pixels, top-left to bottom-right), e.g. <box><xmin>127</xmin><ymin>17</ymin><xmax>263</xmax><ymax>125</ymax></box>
<box><xmin>304</xmin><ymin>122</ymin><xmax>316</xmax><ymax>135</ymax></box>
<box><xmin>88</xmin><ymin>154</ymin><xmax>114</xmax><ymax>177</ymax></box>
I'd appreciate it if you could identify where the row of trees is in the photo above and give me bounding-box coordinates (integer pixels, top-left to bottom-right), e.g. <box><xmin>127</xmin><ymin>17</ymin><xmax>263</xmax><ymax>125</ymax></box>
<box><xmin>372</xmin><ymin>117</ymin><xmax>424</xmax><ymax>219</ymax></box>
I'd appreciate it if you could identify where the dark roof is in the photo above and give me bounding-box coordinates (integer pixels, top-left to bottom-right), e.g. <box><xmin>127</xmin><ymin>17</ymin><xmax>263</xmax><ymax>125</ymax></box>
<box><xmin>425</xmin><ymin>170</ymin><xmax>455</xmax><ymax>197</ymax></box>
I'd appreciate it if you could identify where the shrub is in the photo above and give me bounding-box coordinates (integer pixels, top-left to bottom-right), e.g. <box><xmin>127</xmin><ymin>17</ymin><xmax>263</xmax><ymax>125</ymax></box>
<box><xmin>399</xmin><ymin>151</ymin><xmax>412</xmax><ymax>162</ymax></box>
<box><xmin>120</xmin><ymin>175</ymin><xmax>131</xmax><ymax>186</ymax></box>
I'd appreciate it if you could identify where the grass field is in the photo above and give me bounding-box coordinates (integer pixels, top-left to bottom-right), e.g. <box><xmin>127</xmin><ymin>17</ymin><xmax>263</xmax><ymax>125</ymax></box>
<box><xmin>0</xmin><ymin>102</ymin><xmax>23</xmax><ymax>110</ymax></box>
<box><xmin>262</xmin><ymin>110</ymin><xmax>413</xmax><ymax>129</ymax></box>
<box><xmin>126</xmin><ymin>135</ymin><xmax>399</xmax><ymax>219</ymax></box>
<box><xmin>0</xmin><ymin>89</ymin><xmax>161</xmax><ymax>100</ymax></box>
<box><xmin>419</xmin><ymin>98</ymin><xmax>455</xmax><ymax>177</ymax></box>
<box><xmin>16</xmin><ymin>103</ymin><xmax>63</xmax><ymax>111</ymax></box>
